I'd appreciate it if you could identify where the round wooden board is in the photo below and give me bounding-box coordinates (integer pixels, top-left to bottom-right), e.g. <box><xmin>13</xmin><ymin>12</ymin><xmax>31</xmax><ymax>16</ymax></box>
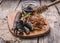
<box><xmin>7</xmin><ymin>11</ymin><xmax>50</xmax><ymax>38</ymax></box>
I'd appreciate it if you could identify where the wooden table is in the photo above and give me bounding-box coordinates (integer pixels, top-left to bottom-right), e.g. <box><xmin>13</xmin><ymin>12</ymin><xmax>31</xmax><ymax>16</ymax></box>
<box><xmin>0</xmin><ymin>0</ymin><xmax>60</xmax><ymax>43</ymax></box>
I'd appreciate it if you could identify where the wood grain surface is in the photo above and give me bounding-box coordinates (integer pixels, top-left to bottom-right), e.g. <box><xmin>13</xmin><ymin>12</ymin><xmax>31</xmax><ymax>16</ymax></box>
<box><xmin>0</xmin><ymin>0</ymin><xmax>60</xmax><ymax>43</ymax></box>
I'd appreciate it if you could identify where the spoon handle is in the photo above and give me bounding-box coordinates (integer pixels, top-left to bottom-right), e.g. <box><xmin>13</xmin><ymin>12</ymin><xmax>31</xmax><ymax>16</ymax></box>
<box><xmin>47</xmin><ymin>0</ymin><xmax>60</xmax><ymax>7</ymax></box>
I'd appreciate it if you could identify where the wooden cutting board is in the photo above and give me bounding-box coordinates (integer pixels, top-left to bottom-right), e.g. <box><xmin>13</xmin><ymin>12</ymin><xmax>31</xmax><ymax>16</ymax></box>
<box><xmin>7</xmin><ymin>10</ymin><xmax>50</xmax><ymax>38</ymax></box>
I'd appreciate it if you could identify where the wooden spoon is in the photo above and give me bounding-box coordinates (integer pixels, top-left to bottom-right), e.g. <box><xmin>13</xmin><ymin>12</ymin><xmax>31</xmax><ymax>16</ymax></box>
<box><xmin>47</xmin><ymin>0</ymin><xmax>60</xmax><ymax>7</ymax></box>
<box><xmin>37</xmin><ymin>0</ymin><xmax>60</xmax><ymax>13</ymax></box>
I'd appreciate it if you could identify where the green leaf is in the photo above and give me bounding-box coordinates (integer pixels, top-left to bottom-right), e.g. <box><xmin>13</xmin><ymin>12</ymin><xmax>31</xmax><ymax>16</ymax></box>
<box><xmin>23</xmin><ymin>11</ymin><xmax>31</xmax><ymax>18</ymax></box>
<box><xmin>25</xmin><ymin>13</ymin><xmax>30</xmax><ymax>18</ymax></box>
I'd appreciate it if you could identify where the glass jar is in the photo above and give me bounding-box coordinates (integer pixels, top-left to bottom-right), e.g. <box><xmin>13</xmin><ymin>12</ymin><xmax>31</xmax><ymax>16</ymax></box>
<box><xmin>20</xmin><ymin>0</ymin><xmax>40</xmax><ymax>13</ymax></box>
